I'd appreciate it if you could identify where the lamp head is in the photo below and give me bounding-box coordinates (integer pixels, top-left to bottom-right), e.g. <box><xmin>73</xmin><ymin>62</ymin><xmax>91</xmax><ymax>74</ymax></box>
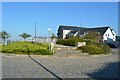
<box><xmin>48</xmin><ymin>28</ymin><xmax>51</xmax><ymax>31</ymax></box>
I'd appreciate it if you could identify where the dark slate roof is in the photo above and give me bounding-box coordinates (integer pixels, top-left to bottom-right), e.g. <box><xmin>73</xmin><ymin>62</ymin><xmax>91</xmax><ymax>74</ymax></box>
<box><xmin>69</xmin><ymin>30</ymin><xmax>78</xmax><ymax>34</ymax></box>
<box><xmin>110</xmin><ymin>28</ymin><xmax>116</xmax><ymax>35</ymax></box>
<box><xmin>58</xmin><ymin>25</ymin><xmax>83</xmax><ymax>31</ymax></box>
<box><xmin>77</xmin><ymin>26</ymin><xmax>109</xmax><ymax>36</ymax></box>
<box><xmin>66</xmin><ymin>30</ymin><xmax>78</xmax><ymax>37</ymax></box>
<box><xmin>58</xmin><ymin>25</ymin><xmax>110</xmax><ymax>36</ymax></box>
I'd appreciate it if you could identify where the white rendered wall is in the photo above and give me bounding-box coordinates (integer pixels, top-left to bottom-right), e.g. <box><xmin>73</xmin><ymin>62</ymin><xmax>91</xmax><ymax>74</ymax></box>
<box><xmin>63</xmin><ymin>30</ymin><xmax>71</xmax><ymax>39</ymax></box>
<box><xmin>111</xmin><ymin>30</ymin><xmax>116</xmax><ymax>41</ymax></box>
<box><xmin>103</xmin><ymin>28</ymin><xmax>116</xmax><ymax>42</ymax></box>
<box><xmin>74</xmin><ymin>31</ymin><xmax>79</xmax><ymax>36</ymax></box>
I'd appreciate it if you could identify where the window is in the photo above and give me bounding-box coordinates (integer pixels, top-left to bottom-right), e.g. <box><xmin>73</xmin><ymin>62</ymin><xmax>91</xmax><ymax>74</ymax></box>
<box><xmin>108</xmin><ymin>34</ymin><xmax>109</xmax><ymax>37</ymax></box>
<box><xmin>106</xmin><ymin>34</ymin><xmax>107</xmax><ymax>37</ymax></box>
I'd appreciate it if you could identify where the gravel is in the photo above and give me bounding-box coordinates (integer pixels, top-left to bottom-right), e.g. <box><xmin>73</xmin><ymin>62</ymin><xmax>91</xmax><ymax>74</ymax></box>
<box><xmin>2</xmin><ymin>49</ymin><xmax>119</xmax><ymax>79</ymax></box>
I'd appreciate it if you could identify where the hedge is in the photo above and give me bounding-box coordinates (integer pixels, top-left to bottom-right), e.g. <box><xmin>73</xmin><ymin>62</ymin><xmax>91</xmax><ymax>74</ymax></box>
<box><xmin>2</xmin><ymin>41</ymin><xmax>53</xmax><ymax>55</ymax></box>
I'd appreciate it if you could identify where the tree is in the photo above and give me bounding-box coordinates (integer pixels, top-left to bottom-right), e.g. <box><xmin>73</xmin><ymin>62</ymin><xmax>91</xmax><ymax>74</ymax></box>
<box><xmin>50</xmin><ymin>33</ymin><xmax>57</xmax><ymax>40</ymax></box>
<box><xmin>19</xmin><ymin>33</ymin><xmax>31</xmax><ymax>41</ymax></box>
<box><xmin>0</xmin><ymin>31</ymin><xmax>10</xmax><ymax>43</ymax></box>
<box><xmin>83</xmin><ymin>32</ymin><xmax>101</xmax><ymax>42</ymax></box>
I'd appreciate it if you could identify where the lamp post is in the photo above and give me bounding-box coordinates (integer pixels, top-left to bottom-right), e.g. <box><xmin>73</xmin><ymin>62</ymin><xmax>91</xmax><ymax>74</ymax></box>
<box><xmin>48</xmin><ymin>28</ymin><xmax>51</xmax><ymax>50</ymax></box>
<box><xmin>35</xmin><ymin>22</ymin><xmax>37</xmax><ymax>42</ymax></box>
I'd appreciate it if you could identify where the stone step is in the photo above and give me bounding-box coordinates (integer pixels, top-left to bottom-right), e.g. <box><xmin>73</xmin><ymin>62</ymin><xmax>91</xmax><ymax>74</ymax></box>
<box><xmin>55</xmin><ymin>44</ymin><xmax>77</xmax><ymax>49</ymax></box>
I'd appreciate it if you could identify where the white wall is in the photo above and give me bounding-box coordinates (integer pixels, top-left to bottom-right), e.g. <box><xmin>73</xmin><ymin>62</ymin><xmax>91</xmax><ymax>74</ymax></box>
<box><xmin>63</xmin><ymin>30</ymin><xmax>71</xmax><ymax>39</ymax></box>
<box><xmin>74</xmin><ymin>31</ymin><xmax>79</xmax><ymax>36</ymax></box>
<box><xmin>111</xmin><ymin>29</ymin><xmax>116</xmax><ymax>41</ymax></box>
<box><xmin>103</xmin><ymin>28</ymin><xmax>116</xmax><ymax>42</ymax></box>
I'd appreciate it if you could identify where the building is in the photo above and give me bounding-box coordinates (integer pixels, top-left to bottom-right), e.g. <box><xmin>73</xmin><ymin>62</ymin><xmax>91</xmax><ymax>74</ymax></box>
<box><xmin>57</xmin><ymin>25</ymin><xmax>116</xmax><ymax>43</ymax></box>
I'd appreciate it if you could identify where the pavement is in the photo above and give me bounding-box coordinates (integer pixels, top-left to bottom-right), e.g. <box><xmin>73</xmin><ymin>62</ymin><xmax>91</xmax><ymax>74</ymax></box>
<box><xmin>1</xmin><ymin>48</ymin><xmax>119</xmax><ymax>79</ymax></box>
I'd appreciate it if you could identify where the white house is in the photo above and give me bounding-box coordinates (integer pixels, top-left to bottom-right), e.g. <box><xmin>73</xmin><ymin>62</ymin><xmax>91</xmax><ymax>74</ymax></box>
<box><xmin>57</xmin><ymin>25</ymin><xmax>116</xmax><ymax>43</ymax></box>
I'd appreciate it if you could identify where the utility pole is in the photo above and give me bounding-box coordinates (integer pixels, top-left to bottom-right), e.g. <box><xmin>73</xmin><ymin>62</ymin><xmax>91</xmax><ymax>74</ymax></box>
<box><xmin>35</xmin><ymin>22</ymin><xmax>36</xmax><ymax>42</ymax></box>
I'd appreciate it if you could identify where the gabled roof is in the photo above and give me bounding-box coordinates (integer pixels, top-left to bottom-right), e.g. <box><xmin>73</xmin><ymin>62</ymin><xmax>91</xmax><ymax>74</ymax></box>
<box><xmin>58</xmin><ymin>25</ymin><xmax>111</xmax><ymax>37</ymax></box>
<box><xmin>69</xmin><ymin>30</ymin><xmax>78</xmax><ymax>34</ymax></box>
<box><xmin>77</xmin><ymin>26</ymin><xmax>109</xmax><ymax>36</ymax></box>
<box><xmin>58</xmin><ymin>25</ymin><xmax>83</xmax><ymax>31</ymax></box>
<box><xmin>66</xmin><ymin>30</ymin><xmax>78</xmax><ymax>37</ymax></box>
<box><xmin>110</xmin><ymin>28</ymin><xmax>116</xmax><ymax>35</ymax></box>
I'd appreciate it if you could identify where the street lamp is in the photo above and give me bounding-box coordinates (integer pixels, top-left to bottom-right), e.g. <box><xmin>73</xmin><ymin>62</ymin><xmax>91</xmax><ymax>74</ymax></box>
<box><xmin>48</xmin><ymin>28</ymin><xmax>51</xmax><ymax>50</ymax></box>
<box><xmin>48</xmin><ymin>28</ymin><xmax>51</xmax><ymax>39</ymax></box>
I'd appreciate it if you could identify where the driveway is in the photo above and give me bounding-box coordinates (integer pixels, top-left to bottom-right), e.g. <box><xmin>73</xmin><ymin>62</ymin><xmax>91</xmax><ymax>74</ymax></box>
<box><xmin>2</xmin><ymin>48</ymin><xmax>119</xmax><ymax>79</ymax></box>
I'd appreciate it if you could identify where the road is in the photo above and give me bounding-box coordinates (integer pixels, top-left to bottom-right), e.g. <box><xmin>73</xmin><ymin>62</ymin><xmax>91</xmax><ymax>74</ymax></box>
<box><xmin>2</xmin><ymin>48</ymin><xmax>119</xmax><ymax>79</ymax></box>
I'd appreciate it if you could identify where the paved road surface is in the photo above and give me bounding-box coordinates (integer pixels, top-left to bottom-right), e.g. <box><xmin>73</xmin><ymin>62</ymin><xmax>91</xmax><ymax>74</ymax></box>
<box><xmin>2</xmin><ymin>49</ymin><xmax>119</xmax><ymax>79</ymax></box>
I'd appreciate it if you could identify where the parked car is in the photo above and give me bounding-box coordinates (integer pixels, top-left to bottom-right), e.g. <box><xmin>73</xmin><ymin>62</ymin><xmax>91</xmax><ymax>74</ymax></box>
<box><xmin>107</xmin><ymin>43</ymin><xmax>118</xmax><ymax>48</ymax></box>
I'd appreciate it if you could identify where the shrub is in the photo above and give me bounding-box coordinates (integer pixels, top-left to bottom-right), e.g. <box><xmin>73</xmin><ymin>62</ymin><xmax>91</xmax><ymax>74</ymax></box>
<box><xmin>0</xmin><ymin>45</ymin><xmax>2</xmax><ymax>52</ymax></box>
<box><xmin>2</xmin><ymin>41</ymin><xmax>53</xmax><ymax>55</ymax></box>
<box><xmin>78</xmin><ymin>44</ymin><xmax>111</xmax><ymax>55</ymax></box>
<box><xmin>56</xmin><ymin>37</ymin><xmax>84</xmax><ymax>46</ymax></box>
<box><xmin>98</xmin><ymin>44</ymin><xmax>111</xmax><ymax>54</ymax></box>
<box><xmin>83</xmin><ymin>32</ymin><xmax>101</xmax><ymax>42</ymax></box>
<box><xmin>84</xmin><ymin>39</ymin><xmax>101</xmax><ymax>45</ymax></box>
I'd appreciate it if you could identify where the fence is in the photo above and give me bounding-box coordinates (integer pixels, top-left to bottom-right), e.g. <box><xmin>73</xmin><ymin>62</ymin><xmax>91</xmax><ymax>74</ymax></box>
<box><xmin>4</xmin><ymin>37</ymin><xmax>55</xmax><ymax>44</ymax></box>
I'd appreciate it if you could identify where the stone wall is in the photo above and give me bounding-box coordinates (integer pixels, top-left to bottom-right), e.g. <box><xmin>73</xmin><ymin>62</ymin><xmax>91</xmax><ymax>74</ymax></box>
<box><xmin>76</xmin><ymin>42</ymin><xmax>86</xmax><ymax>47</ymax></box>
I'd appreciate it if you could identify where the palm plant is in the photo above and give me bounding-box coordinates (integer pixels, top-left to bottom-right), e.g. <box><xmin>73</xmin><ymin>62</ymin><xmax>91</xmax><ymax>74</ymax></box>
<box><xmin>19</xmin><ymin>33</ymin><xmax>31</xmax><ymax>41</ymax></box>
<box><xmin>0</xmin><ymin>31</ymin><xmax>10</xmax><ymax>43</ymax></box>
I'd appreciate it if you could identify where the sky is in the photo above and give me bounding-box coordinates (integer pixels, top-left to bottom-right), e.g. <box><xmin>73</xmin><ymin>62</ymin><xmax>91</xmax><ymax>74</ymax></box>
<box><xmin>2</xmin><ymin>2</ymin><xmax>118</xmax><ymax>39</ymax></box>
